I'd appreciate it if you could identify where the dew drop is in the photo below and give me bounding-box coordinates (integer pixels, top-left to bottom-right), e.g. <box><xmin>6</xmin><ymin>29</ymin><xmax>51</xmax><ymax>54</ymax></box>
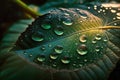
<box><xmin>92</xmin><ymin>39</ymin><xmax>97</xmax><ymax>44</ymax></box>
<box><xmin>40</xmin><ymin>46</ymin><xmax>45</xmax><ymax>51</ymax></box>
<box><xmin>79</xmin><ymin>35</ymin><xmax>87</xmax><ymax>43</ymax></box>
<box><xmin>41</xmin><ymin>24</ymin><xmax>51</xmax><ymax>29</ymax></box>
<box><xmin>79</xmin><ymin>12</ymin><xmax>88</xmax><ymax>19</ymax></box>
<box><xmin>54</xmin><ymin>45</ymin><xmax>63</xmax><ymax>54</ymax></box>
<box><xmin>61</xmin><ymin>56</ymin><xmax>70</xmax><ymax>64</ymax></box>
<box><xmin>36</xmin><ymin>54</ymin><xmax>45</xmax><ymax>62</ymax></box>
<box><xmin>111</xmin><ymin>9</ymin><xmax>116</xmax><ymax>13</ymax></box>
<box><xmin>50</xmin><ymin>53</ymin><xmax>58</xmax><ymax>60</ymax></box>
<box><xmin>117</xmin><ymin>16</ymin><xmax>120</xmax><ymax>19</ymax></box>
<box><xmin>95</xmin><ymin>34</ymin><xmax>101</xmax><ymax>40</ymax></box>
<box><xmin>95</xmin><ymin>46</ymin><xmax>100</xmax><ymax>52</ymax></box>
<box><xmin>116</xmin><ymin>13</ymin><xmax>120</xmax><ymax>16</ymax></box>
<box><xmin>62</xmin><ymin>17</ymin><xmax>73</xmax><ymax>26</ymax></box>
<box><xmin>54</xmin><ymin>26</ymin><xmax>64</xmax><ymax>36</ymax></box>
<box><xmin>32</xmin><ymin>32</ymin><xmax>44</xmax><ymax>42</ymax></box>
<box><xmin>77</xmin><ymin>44</ymin><xmax>88</xmax><ymax>55</ymax></box>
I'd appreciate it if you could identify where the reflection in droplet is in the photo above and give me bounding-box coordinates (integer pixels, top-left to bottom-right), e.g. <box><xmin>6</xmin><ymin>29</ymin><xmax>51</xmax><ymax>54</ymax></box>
<box><xmin>36</xmin><ymin>54</ymin><xmax>45</xmax><ymax>62</ymax></box>
<box><xmin>41</xmin><ymin>24</ymin><xmax>51</xmax><ymax>29</ymax></box>
<box><xmin>62</xmin><ymin>17</ymin><xmax>73</xmax><ymax>26</ymax></box>
<box><xmin>54</xmin><ymin>45</ymin><xmax>63</xmax><ymax>54</ymax></box>
<box><xmin>79</xmin><ymin>35</ymin><xmax>87</xmax><ymax>43</ymax></box>
<box><xmin>95</xmin><ymin>34</ymin><xmax>101</xmax><ymax>40</ymax></box>
<box><xmin>50</xmin><ymin>53</ymin><xmax>58</xmax><ymax>60</ymax></box>
<box><xmin>61</xmin><ymin>56</ymin><xmax>70</xmax><ymax>64</ymax></box>
<box><xmin>54</xmin><ymin>26</ymin><xmax>64</xmax><ymax>35</ymax></box>
<box><xmin>32</xmin><ymin>32</ymin><xmax>44</xmax><ymax>42</ymax></box>
<box><xmin>77</xmin><ymin>44</ymin><xmax>88</xmax><ymax>55</ymax></box>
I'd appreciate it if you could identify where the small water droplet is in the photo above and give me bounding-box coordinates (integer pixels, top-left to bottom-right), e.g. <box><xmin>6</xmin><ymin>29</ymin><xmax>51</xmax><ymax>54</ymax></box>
<box><xmin>117</xmin><ymin>16</ymin><xmax>120</xmax><ymax>19</ymax></box>
<box><xmin>62</xmin><ymin>17</ymin><xmax>73</xmax><ymax>26</ymax></box>
<box><xmin>40</xmin><ymin>46</ymin><xmax>45</xmax><ymax>51</ymax></box>
<box><xmin>79</xmin><ymin>35</ymin><xmax>87</xmax><ymax>43</ymax></box>
<box><xmin>103</xmin><ymin>39</ymin><xmax>108</xmax><ymax>42</ymax></box>
<box><xmin>88</xmin><ymin>7</ymin><xmax>90</xmax><ymax>9</ymax></box>
<box><xmin>52</xmin><ymin>64</ymin><xmax>57</xmax><ymax>67</ymax></box>
<box><xmin>36</xmin><ymin>54</ymin><xmax>45</xmax><ymax>62</ymax></box>
<box><xmin>50</xmin><ymin>53</ymin><xmax>58</xmax><ymax>60</ymax></box>
<box><xmin>116</xmin><ymin>13</ymin><xmax>120</xmax><ymax>16</ymax></box>
<box><xmin>29</xmin><ymin>54</ymin><xmax>33</xmax><ymax>57</ymax></box>
<box><xmin>111</xmin><ymin>9</ymin><xmax>116</xmax><ymax>13</ymax></box>
<box><xmin>48</xmin><ymin>44</ymin><xmax>52</xmax><ymax>47</ymax></box>
<box><xmin>77</xmin><ymin>44</ymin><xmax>88</xmax><ymax>55</ymax></box>
<box><xmin>41</xmin><ymin>24</ymin><xmax>51</xmax><ymax>29</ymax></box>
<box><xmin>54</xmin><ymin>45</ymin><xmax>63</xmax><ymax>54</ymax></box>
<box><xmin>92</xmin><ymin>39</ymin><xmax>97</xmax><ymax>44</ymax></box>
<box><xmin>95</xmin><ymin>46</ymin><xmax>100</xmax><ymax>52</ymax></box>
<box><xmin>95</xmin><ymin>34</ymin><xmax>101</xmax><ymax>40</ymax></box>
<box><xmin>54</xmin><ymin>26</ymin><xmax>64</xmax><ymax>36</ymax></box>
<box><xmin>61</xmin><ymin>56</ymin><xmax>70</xmax><ymax>64</ymax></box>
<box><xmin>32</xmin><ymin>32</ymin><xmax>44</xmax><ymax>42</ymax></box>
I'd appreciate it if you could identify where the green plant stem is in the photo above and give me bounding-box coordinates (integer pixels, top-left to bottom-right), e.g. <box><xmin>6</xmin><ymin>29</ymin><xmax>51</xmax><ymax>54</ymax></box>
<box><xmin>12</xmin><ymin>0</ymin><xmax>41</xmax><ymax>18</ymax></box>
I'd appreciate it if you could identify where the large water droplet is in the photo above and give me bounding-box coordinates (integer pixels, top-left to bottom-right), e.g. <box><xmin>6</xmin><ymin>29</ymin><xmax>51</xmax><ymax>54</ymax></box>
<box><xmin>50</xmin><ymin>53</ymin><xmax>58</xmax><ymax>60</ymax></box>
<box><xmin>61</xmin><ymin>56</ymin><xmax>70</xmax><ymax>64</ymax></box>
<box><xmin>95</xmin><ymin>34</ymin><xmax>101</xmax><ymax>40</ymax></box>
<box><xmin>36</xmin><ymin>54</ymin><xmax>45</xmax><ymax>62</ymax></box>
<box><xmin>41</xmin><ymin>24</ymin><xmax>51</xmax><ymax>29</ymax></box>
<box><xmin>32</xmin><ymin>32</ymin><xmax>44</xmax><ymax>42</ymax></box>
<box><xmin>54</xmin><ymin>26</ymin><xmax>64</xmax><ymax>36</ymax></box>
<box><xmin>77</xmin><ymin>44</ymin><xmax>88</xmax><ymax>55</ymax></box>
<box><xmin>79</xmin><ymin>35</ymin><xmax>87</xmax><ymax>43</ymax></box>
<box><xmin>62</xmin><ymin>17</ymin><xmax>73</xmax><ymax>26</ymax></box>
<box><xmin>54</xmin><ymin>45</ymin><xmax>63</xmax><ymax>54</ymax></box>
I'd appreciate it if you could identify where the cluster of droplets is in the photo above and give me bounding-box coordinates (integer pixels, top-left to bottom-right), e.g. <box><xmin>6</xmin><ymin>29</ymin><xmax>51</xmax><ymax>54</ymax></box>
<box><xmin>16</xmin><ymin>8</ymin><xmax>110</xmax><ymax>70</ymax></box>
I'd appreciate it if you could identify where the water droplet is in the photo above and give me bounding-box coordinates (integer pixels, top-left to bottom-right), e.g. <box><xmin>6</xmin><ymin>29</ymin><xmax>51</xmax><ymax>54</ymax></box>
<box><xmin>52</xmin><ymin>64</ymin><xmax>57</xmax><ymax>67</ymax></box>
<box><xmin>79</xmin><ymin>35</ymin><xmax>87</xmax><ymax>43</ymax></box>
<box><xmin>92</xmin><ymin>39</ymin><xmax>97</xmax><ymax>44</ymax></box>
<box><xmin>88</xmin><ymin>7</ymin><xmax>90</xmax><ymax>9</ymax></box>
<box><xmin>41</xmin><ymin>24</ymin><xmax>51</xmax><ymax>29</ymax></box>
<box><xmin>62</xmin><ymin>17</ymin><xmax>73</xmax><ymax>26</ymax></box>
<box><xmin>95</xmin><ymin>34</ymin><xmax>101</xmax><ymax>40</ymax></box>
<box><xmin>61</xmin><ymin>56</ymin><xmax>70</xmax><ymax>64</ymax></box>
<box><xmin>32</xmin><ymin>32</ymin><xmax>44</xmax><ymax>42</ymax></box>
<box><xmin>54</xmin><ymin>26</ymin><xmax>64</xmax><ymax>36</ymax></box>
<box><xmin>111</xmin><ymin>9</ymin><xmax>116</xmax><ymax>13</ymax></box>
<box><xmin>29</xmin><ymin>54</ymin><xmax>33</xmax><ymax>57</ymax></box>
<box><xmin>103</xmin><ymin>39</ymin><xmax>108</xmax><ymax>42</ymax></box>
<box><xmin>50</xmin><ymin>53</ymin><xmax>58</xmax><ymax>60</ymax></box>
<box><xmin>79</xmin><ymin>12</ymin><xmax>88</xmax><ymax>19</ymax></box>
<box><xmin>114</xmin><ymin>23</ymin><xmax>117</xmax><ymax>25</ymax></box>
<box><xmin>54</xmin><ymin>45</ymin><xmax>63</xmax><ymax>54</ymax></box>
<box><xmin>36</xmin><ymin>54</ymin><xmax>45</xmax><ymax>62</ymax></box>
<box><xmin>95</xmin><ymin>46</ymin><xmax>100</xmax><ymax>52</ymax></box>
<box><xmin>40</xmin><ymin>46</ymin><xmax>45</xmax><ymax>51</ymax></box>
<box><xmin>116</xmin><ymin>13</ymin><xmax>120</xmax><ymax>16</ymax></box>
<box><xmin>77</xmin><ymin>44</ymin><xmax>88</xmax><ymax>55</ymax></box>
<box><xmin>117</xmin><ymin>16</ymin><xmax>120</xmax><ymax>19</ymax></box>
